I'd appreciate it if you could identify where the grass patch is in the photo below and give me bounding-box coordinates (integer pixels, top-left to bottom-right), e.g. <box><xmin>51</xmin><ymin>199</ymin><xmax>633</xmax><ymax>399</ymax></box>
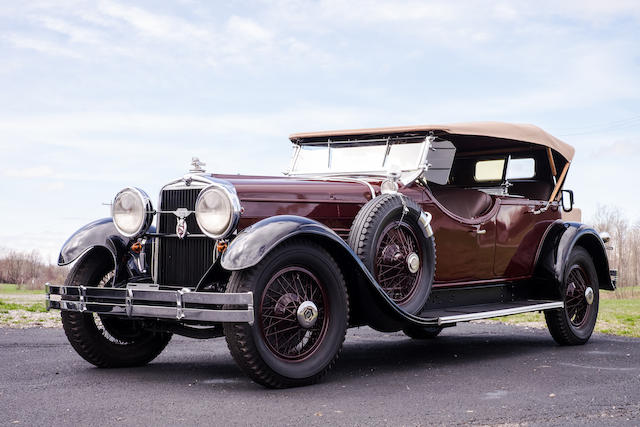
<box><xmin>0</xmin><ymin>300</ymin><xmax>47</xmax><ymax>313</ymax></box>
<box><xmin>494</xmin><ymin>297</ymin><xmax>640</xmax><ymax>338</ymax></box>
<box><xmin>602</xmin><ymin>286</ymin><xmax>640</xmax><ymax>300</ymax></box>
<box><xmin>0</xmin><ymin>284</ymin><xmax>45</xmax><ymax>294</ymax></box>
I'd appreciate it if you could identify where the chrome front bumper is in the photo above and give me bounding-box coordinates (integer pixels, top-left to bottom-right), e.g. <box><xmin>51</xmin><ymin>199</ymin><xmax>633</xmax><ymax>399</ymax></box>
<box><xmin>45</xmin><ymin>283</ymin><xmax>254</xmax><ymax>324</ymax></box>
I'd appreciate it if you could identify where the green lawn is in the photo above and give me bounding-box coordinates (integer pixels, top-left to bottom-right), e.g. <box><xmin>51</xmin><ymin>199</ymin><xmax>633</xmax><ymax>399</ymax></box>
<box><xmin>0</xmin><ymin>284</ymin><xmax>45</xmax><ymax>294</ymax></box>
<box><xmin>0</xmin><ymin>300</ymin><xmax>47</xmax><ymax>313</ymax></box>
<box><xmin>0</xmin><ymin>284</ymin><xmax>637</xmax><ymax>336</ymax></box>
<box><xmin>602</xmin><ymin>285</ymin><xmax>640</xmax><ymax>300</ymax></box>
<box><xmin>494</xmin><ymin>297</ymin><xmax>640</xmax><ymax>338</ymax></box>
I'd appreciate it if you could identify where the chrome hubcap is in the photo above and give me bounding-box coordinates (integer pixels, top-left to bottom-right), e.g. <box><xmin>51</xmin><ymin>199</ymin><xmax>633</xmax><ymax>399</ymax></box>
<box><xmin>584</xmin><ymin>287</ymin><xmax>594</xmax><ymax>305</ymax></box>
<box><xmin>296</xmin><ymin>301</ymin><xmax>319</xmax><ymax>329</ymax></box>
<box><xmin>406</xmin><ymin>252</ymin><xmax>420</xmax><ymax>274</ymax></box>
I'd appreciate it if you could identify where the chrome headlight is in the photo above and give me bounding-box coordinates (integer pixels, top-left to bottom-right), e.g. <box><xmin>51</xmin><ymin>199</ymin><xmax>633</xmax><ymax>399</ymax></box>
<box><xmin>195</xmin><ymin>184</ymin><xmax>240</xmax><ymax>239</ymax></box>
<box><xmin>111</xmin><ymin>187</ymin><xmax>153</xmax><ymax>238</ymax></box>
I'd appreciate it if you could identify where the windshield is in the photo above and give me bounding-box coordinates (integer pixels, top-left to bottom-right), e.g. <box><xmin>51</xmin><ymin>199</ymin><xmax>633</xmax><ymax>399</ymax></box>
<box><xmin>289</xmin><ymin>138</ymin><xmax>428</xmax><ymax>176</ymax></box>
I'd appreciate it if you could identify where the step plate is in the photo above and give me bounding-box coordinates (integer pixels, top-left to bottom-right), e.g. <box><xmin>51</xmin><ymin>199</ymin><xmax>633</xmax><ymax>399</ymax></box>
<box><xmin>418</xmin><ymin>300</ymin><xmax>564</xmax><ymax>325</ymax></box>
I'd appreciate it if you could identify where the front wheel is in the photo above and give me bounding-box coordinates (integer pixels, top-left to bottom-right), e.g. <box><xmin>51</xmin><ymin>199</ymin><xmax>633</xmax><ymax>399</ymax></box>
<box><xmin>224</xmin><ymin>240</ymin><xmax>349</xmax><ymax>388</ymax></box>
<box><xmin>60</xmin><ymin>251</ymin><xmax>172</xmax><ymax>368</ymax></box>
<box><xmin>544</xmin><ymin>247</ymin><xmax>599</xmax><ymax>345</ymax></box>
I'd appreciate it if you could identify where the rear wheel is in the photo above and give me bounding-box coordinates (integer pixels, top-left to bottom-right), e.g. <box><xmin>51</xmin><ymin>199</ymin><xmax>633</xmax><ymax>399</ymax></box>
<box><xmin>545</xmin><ymin>247</ymin><xmax>599</xmax><ymax>345</ymax></box>
<box><xmin>60</xmin><ymin>252</ymin><xmax>172</xmax><ymax>368</ymax></box>
<box><xmin>224</xmin><ymin>240</ymin><xmax>348</xmax><ymax>388</ymax></box>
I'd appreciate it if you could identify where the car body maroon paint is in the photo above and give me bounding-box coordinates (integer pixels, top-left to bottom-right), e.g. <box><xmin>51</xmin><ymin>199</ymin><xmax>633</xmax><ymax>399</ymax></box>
<box><xmin>218</xmin><ymin>173</ymin><xmax>562</xmax><ymax>286</ymax></box>
<box><xmin>50</xmin><ymin>122</ymin><xmax>615</xmax><ymax>388</ymax></box>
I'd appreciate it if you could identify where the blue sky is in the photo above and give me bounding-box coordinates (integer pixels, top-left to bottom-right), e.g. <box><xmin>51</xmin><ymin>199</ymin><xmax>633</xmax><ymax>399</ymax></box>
<box><xmin>1</xmin><ymin>0</ymin><xmax>640</xmax><ymax>263</ymax></box>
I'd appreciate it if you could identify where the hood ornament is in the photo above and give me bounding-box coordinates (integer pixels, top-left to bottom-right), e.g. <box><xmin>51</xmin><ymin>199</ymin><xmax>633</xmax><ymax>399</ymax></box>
<box><xmin>190</xmin><ymin>157</ymin><xmax>206</xmax><ymax>173</ymax></box>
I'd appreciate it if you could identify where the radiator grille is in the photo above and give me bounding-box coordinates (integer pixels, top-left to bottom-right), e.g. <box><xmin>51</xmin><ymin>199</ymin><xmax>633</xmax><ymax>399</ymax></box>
<box><xmin>156</xmin><ymin>188</ymin><xmax>215</xmax><ymax>288</ymax></box>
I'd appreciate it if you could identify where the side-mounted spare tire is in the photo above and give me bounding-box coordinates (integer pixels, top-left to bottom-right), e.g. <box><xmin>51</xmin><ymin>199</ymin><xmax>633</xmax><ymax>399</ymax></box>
<box><xmin>348</xmin><ymin>193</ymin><xmax>436</xmax><ymax>315</ymax></box>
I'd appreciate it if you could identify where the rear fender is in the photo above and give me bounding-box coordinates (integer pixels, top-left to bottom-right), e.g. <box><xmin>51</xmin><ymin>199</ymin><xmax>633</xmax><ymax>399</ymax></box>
<box><xmin>221</xmin><ymin>215</ymin><xmax>437</xmax><ymax>330</ymax></box>
<box><xmin>535</xmin><ymin>221</ymin><xmax>614</xmax><ymax>291</ymax></box>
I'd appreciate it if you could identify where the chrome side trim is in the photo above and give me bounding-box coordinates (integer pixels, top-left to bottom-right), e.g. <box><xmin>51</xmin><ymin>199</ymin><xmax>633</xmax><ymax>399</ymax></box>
<box><xmin>436</xmin><ymin>301</ymin><xmax>564</xmax><ymax>325</ymax></box>
<box><xmin>46</xmin><ymin>284</ymin><xmax>254</xmax><ymax>325</ymax></box>
<box><xmin>303</xmin><ymin>176</ymin><xmax>377</xmax><ymax>199</ymax></box>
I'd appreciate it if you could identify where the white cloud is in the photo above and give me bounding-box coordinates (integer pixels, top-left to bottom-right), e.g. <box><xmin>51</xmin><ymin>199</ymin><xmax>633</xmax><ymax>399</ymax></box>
<box><xmin>37</xmin><ymin>16</ymin><xmax>104</xmax><ymax>44</ymax></box>
<box><xmin>3</xmin><ymin>33</ymin><xmax>82</xmax><ymax>58</ymax></box>
<box><xmin>97</xmin><ymin>0</ymin><xmax>210</xmax><ymax>41</ymax></box>
<box><xmin>3</xmin><ymin>166</ymin><xmax>54</xmax><ymax>178</ymax></box>
<box><xmin>227</xmin><ymin>15</ymin><xmax>273</xmax><ymax>42</ymax></box>
<box><xmin>43</xmin><ymin>181</ymin><xmax>65</xmax><ymax>191</ymax></box>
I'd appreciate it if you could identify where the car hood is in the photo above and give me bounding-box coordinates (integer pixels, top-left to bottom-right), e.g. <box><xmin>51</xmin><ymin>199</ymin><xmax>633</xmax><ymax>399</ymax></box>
<box><xmin>213</xmin><ymin>174</ymin><xmax>379</xmax><ymax>204</ymax></box>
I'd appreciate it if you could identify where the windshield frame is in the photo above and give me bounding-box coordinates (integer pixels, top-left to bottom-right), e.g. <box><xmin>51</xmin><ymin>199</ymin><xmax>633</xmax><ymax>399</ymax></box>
<box><xmin>286</xmin><ymin>135</ymin><xmax>431</xmax><ymax>179</ymax></box>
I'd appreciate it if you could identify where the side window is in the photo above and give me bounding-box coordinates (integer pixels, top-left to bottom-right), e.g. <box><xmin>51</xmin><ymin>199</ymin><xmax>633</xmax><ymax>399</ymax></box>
<box><xmin>474</xmin><ymin>159</ymin><xmax>505</xmax><ymax>182</ymax></box>
<box><xmin>506</xmin><ymin>158</ymin><xmax>535</xmax><ymax>180</ymax></box>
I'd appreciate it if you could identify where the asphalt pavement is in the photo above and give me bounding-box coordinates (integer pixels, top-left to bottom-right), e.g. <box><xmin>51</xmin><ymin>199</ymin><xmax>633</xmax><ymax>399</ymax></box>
<box><xmin>1</xmin><ymin>323</ymin><xmax>639</xmax><ymax>426</ymax></box>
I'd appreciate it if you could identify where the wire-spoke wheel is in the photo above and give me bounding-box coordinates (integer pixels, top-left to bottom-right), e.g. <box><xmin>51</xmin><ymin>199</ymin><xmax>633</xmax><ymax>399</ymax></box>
<box><xmin>565</xmin><ymin>265</ymin><xmax>593</xmax><ymax>328</ymax></box>
<box><xmin>224</xmin><ymin>240</ymin><xmax>348</xmax><ymax>388</ymax></box>
<box><xmin>348</xmin><ymin>194</ymin><xmax>436</xmax><ymax>315</ymax></box>
<box><xmin>60</xmin><ymin>251</ymin><xmax>172</xmax><ymax>368</ymax></box>
<box><xmin>375</xmin><ymin>221</ymin><xmax>423</xmax><ymax>304</ymax></box>
<box><xmin>545</xmin><ymin>246</ymin><xmax>599</xmax><ymax>345</ymax></box>
<box><xmin>260</xmin><ymin>267</ymin><xmax>329</xmax><ymax>361</ymax></box>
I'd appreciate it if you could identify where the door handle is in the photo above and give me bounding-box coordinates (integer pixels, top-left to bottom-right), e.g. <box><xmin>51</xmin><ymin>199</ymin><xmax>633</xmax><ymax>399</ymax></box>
<box><xmin>469</xmin><ymin>225</ymin><xmax>487</xmax><ymax>235</ymax></box>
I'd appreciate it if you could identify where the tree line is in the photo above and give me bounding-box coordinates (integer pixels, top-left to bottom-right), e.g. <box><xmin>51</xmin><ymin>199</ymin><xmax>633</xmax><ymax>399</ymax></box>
<box><xmin>591</xmin><ymin>205</ymin><xmax>639</xmax><ymax>292</ymax></box>
<box><xmin>0</xmin><ymin>249</ymin><xmax>68</xmax><ymax>289</ymax></box>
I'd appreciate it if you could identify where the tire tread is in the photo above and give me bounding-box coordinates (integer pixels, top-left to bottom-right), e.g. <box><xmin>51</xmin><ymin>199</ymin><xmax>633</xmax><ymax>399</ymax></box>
<box><xmin>224</xmin><ymin>239</ymin><xmax>349</xmax><ymax>388</ymax></box>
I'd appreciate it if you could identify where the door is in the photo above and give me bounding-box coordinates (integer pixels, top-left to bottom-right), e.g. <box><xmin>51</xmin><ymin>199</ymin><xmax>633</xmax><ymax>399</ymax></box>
<box><xmin>422</xmin><ymin>200</ymin><xmax>498</xmax><ymax>283</ymax></box>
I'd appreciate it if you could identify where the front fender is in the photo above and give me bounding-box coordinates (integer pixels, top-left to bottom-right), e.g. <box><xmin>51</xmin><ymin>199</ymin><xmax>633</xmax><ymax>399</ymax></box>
<box><xmin>221</xmin><ymin>215</ymin><xmax>339</xmax><ymax>271</ymax></box>
<box><xmin>221</xmin><ymin>215</ymin><xmax>440</xmax><ymax>330</ymax></box>
<box><xmin>535</xmin><ymin>221</ymin><xmax>614</xmax><ymax>291</ymax></box>
<box><xmin>58</xmin><ymin>218</ymin><xmax>128</xmax><ymax>266</ymax></box>
<box><xmin>58</xmin><ymin>218</ymin><xmax>153</xmax><ymax>282</ymax></box>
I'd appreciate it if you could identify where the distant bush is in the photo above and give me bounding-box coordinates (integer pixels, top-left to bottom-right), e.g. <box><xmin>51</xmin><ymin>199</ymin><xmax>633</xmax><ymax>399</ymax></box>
<box><xmin>591</xmin><ymin>205</ymin><xmax>640</xmax><ymax>297</ymax></box>
<box><xmin>0</xmin><ymin>249</ymin><xmax>68</xmax><ymax>290</ymax></box>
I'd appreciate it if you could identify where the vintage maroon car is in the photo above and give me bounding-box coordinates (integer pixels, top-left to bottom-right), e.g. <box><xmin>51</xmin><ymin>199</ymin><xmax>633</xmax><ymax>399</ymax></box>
<box><xmin>47</xmin><ymin>122</ymin><xmax>615</xmax><ymax>388</ymax></box>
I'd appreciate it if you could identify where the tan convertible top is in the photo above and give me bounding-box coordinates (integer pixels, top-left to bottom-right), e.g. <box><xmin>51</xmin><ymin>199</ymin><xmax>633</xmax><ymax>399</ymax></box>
<box><xmin>289</xmin><ymin>121</ymin><xmax>574</xmax><ymax>161</ymax></box>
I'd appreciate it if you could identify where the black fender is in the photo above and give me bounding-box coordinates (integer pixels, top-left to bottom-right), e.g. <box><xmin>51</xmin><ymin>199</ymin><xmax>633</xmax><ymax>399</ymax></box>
<box><xmin>221</xmin><ymin>215</ymin><xmax>439</xmax><ymax>331</ymax></box>
<box><xmin>58</xmin><ymin>218</ymin><xmax>152</xmax><ymax>284</ymax></box>
<box><xmin>535</xmin><ymin>220</ymin><xmax>614</xmax><ymax>292</ymax></box>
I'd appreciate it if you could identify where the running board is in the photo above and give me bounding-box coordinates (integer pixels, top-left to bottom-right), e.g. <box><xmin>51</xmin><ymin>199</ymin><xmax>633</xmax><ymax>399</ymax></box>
<box><xmin>418</xmin><ymin>300</ymin><xmax>564</xmax><ymax>326</ymax></box>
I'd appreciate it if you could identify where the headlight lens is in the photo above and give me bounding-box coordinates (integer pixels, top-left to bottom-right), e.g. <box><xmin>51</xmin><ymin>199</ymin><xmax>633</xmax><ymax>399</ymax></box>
<box><xmin>195</xmin><ymin>185</ymin><xmax>238</xmax><ymax>239</ymax></box>
<box><xmin>112</xmin><ymin>188</ymin><xmax>152</xmax><ymax>238</ymax></box>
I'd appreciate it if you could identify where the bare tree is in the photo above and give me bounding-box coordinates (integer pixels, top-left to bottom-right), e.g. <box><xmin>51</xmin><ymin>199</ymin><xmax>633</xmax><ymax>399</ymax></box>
<box><xmin>0</xmin><ymin>249</ymin><xmax>68</xmax><ymax>289</ymax></box>
<box><xmin>590</xmin><ymin>205</ymin><xmax>639</xmax><ymax>296</ymax></box>
<box><xmin>3</xmin><ymin>250</ymin><xmax>27</xmax><ymax>285</ymax></box>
